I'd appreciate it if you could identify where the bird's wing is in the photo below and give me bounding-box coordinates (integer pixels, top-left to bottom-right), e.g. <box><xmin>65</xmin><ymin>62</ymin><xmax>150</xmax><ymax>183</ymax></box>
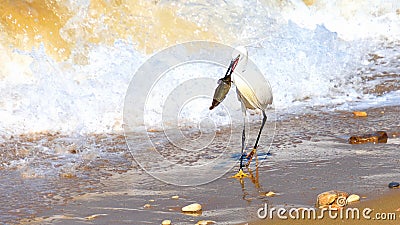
<box><xmin>233</xmin><ymin>71</ymin><xmax>273</xmax><ymax>110</ymax></box>
<box><xmin>236</xmin><ymin>87</ymin><xmax>257</xmax><ymax>110</ymax></box>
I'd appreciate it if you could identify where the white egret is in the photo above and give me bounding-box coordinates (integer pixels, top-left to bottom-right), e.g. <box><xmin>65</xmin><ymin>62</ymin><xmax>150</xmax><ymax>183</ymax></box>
<box><xmin>209</xmin><ymin>46</ymin><xmax>273</xmax><ymax>178</ymax></box>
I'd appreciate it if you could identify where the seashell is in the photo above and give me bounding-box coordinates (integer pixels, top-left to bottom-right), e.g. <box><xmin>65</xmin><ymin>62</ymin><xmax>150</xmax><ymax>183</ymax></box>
<box><xmin>346</xmin><ymin>194</ymin><xmax>360</xmax><ymax>203</ymax></box>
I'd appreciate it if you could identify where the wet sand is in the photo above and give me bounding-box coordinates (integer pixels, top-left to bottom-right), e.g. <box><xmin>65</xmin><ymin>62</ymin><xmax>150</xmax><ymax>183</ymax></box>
<box><xmin>2</xmin><ymin>105</ymin><xmax>399</xmax><ymax>224</ymax></box>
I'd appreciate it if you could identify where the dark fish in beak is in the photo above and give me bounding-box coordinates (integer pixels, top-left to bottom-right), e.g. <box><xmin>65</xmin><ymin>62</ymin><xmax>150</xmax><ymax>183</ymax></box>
<box><xmin>209</xmin><ymin>55</ymin><xmax>239</xmax><ymax>110</ymax></box>
<box><xmin>209</xmin><ymin>79</ymin><xmax>231</xmax><ymax>110</ymax></box>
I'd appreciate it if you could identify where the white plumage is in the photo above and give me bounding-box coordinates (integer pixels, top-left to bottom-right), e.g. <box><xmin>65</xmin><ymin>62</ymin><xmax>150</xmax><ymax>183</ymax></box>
<box><xmin>210</xmin><ymin>46</ymin><xmax>273</xmax><ymax>178</ymax></box>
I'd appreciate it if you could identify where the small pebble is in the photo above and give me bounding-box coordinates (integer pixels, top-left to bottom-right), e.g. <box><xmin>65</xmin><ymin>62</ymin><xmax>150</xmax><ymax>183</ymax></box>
<box><xmin>353</xmin><ymin>111</ymin><xmax>367</xmax><ymax>117</ymax></box>
<box><xmin>144</xmin><ymin>204</ymin><xmax>151</xmax><ymax>208</ymax></box>
<box><xmin>161</xmin><ymin>220</ymin><xmax>171</xmax><ymax>225</ymax></box>
<box><xmin>196</xmin><ymin>220</ymin><xmax>216</xmax><ymax>225</ymax></box>
<box><xmin>171</xmin><ymin>195</ymin><xmax>179</xmax><ymax>200</ymax></box>
<box><xmin>85</xmin><ymin>214</ymin><xmax>107</xmax><ymax>220</ymax></box>
<box><xmin>148</xmin><ymin>129</ymin><xmax>160</xmax><ymax>132</ymax></box>
<box><xmin>346</xmin><ymin>194</ymin><xmax>360</xmax><ymax>203</ymax></box>
<box><xmin>182</xmin><ymin>203</ymin><xmax>202</xmax><ymax>212</ymax></box>
<box><xmin>317</xmin><ymin>191</ymin><xmax>337</xmax><ymax>206</ymax></box>
<box><xmin>388</xmin><ymin>182</ymin><xmax>400</xmax><ymax>188</ymax></box>
<box><xmin>265</xmin><ymin>191</ymin><xmax>276</xmax><ymax>197</ymax></box>
<box><xmin>149</xmin><ymin>199</ymin><xmax>155</xmax><ymax>202</ymax></box>
<box><xmin>60</xmin><ymin>173</ymin><xmax>76</xmax><ymax>178</ymax></box>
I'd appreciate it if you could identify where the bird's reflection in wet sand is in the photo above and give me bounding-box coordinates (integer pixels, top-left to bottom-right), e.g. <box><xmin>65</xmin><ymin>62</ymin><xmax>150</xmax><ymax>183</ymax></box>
<box><xmin>234</xmin><ymin>154</ymin><xmax>266</xmax><ymax>203</ymax></box>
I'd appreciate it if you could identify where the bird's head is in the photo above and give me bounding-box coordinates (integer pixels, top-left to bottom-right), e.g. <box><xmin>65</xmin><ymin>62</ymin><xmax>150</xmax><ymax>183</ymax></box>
<box><xmin>209</xmin><ymin>46</ymin><xmax>248</xmax><ymax>110</ymax></box>
<box><xmin>231</xmin><ymin>46</ymin><xmax>248</xmax><ymax>73</ymax></box>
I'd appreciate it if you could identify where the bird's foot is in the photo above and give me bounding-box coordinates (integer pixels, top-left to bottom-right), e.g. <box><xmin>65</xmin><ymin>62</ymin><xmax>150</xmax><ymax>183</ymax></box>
<box><xmin>231</xmin><ymin>169</ymin><xmax>248</xmax><ymax>178</ymax></box>
<box><xmin>245</xmin><ymin>148</ymin><xmax>256</xmax><ymax>167</ymax></box>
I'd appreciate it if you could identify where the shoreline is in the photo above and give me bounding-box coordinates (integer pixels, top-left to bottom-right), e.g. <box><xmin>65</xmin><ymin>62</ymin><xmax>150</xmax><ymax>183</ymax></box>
<box><xmin>4</xmin><ymin>105</ymin><xmax>399</xmax><ymax>224</ymax></box>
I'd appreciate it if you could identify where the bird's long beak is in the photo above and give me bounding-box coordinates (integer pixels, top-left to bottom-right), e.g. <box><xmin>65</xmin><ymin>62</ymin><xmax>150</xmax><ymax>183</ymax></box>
<box><xmin>209</xmin><ymin>56</ymin><xmax>239</xmax><ymax>110</ymax></box>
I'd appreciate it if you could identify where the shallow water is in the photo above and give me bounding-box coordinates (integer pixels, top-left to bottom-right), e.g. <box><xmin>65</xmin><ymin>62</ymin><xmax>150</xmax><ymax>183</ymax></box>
<box><xmin>0</xmin><ymin>106</ymin><xmax>397</xmax><ymax>224</ymax></box>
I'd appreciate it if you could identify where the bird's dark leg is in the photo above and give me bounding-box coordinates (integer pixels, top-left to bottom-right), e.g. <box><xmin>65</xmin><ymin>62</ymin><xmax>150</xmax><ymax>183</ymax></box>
<box><xmin>232</xmin><ymin>102</ymin><xmax>248</xmax><ymax>178</ymax></box>
<box><xmin>246</xmin><ymin>110</ymin><xmax>267</xmax><ymax>167</ymax></box>
<box><xmin>240</xmin><ymin>120</ymin><xmax>245</xmax><ymax>170</ymax></box>
<box><xmin>239</xmin><ymin>102</ymin><xmax>246</xmax><ymax>170</ymax></box>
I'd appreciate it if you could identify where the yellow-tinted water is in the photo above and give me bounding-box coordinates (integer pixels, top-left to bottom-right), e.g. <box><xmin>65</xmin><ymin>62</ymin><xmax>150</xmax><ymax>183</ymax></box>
<box><xmin>0</xmin><ymin>0</ymin><xmax>217</xmax><ymax>61</ymax></box>
<box><xmin>82</xmin><ymin>0</ymin><xmax>216</xmax><ymax>53</ymax></box>
<box><xmin>0</xmin><ymin>0</ymin><xmax>72</xmax><ymax>60</ymax></box>
<box><xmin>303</xmin><ymin>0</ymin><xmax>315</xmax><ymax>6</ymax></box>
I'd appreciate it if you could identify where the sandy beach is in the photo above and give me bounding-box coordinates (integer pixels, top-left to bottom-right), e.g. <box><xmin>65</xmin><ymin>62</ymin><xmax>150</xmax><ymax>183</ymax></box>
<box><xmin>4</xmin><ymin>105</ymin><xmax>396</xmax><ymax>225</ymax></box>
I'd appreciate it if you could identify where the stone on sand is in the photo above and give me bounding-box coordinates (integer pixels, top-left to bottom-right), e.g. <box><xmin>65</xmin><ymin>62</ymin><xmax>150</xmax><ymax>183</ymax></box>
<box><xmin>265</xmin><ymin>191</ymin><xmax>276</xmax><ymax>197</ymax></box>
<box><xmin>353</xmin><ymin>111</ymin><xmax>367</xmax><ymax>117</ymax></box>
<box><xmin>182</xmin><ymin>203</ymin><xmax>202</xmax><ymax>212</ymax></box>
<box><xmin>317</xmin><ymin>190</ymin><xmax>349</xmax><ymax>208</ymax></box>
<box><xmin>196</xmin><ymin>220</ymin><xmax>216</xmax><ymax>225</ymax></box>
<box><xmin>162</xmin><ymin>219</ymin><xmax>171</xmax><ymax>225</ymax></box>
<box><xmin>346</xmin><ymin>194</ymin><xmax>360</xmax><ymax>203</ymax></box>
<box><xmin>349</xmin><ymin>131</ymin><xmax>388</xmax><ymax>144</ymax></box>
<box><xmin>388</xmin><ymin>182</ymin><xmax>400</xmax><ymax>188</ymax></box>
